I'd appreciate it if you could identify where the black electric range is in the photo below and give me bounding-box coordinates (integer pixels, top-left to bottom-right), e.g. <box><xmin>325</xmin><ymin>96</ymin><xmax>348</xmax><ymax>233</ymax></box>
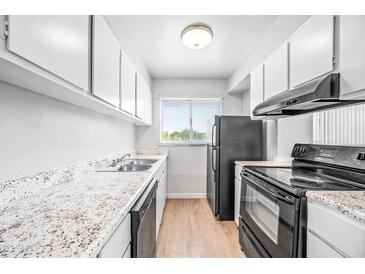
<box><xmin>239</xmin><ymin>144</ymin><xmax>365</xmax><ymax>258</ymax></box>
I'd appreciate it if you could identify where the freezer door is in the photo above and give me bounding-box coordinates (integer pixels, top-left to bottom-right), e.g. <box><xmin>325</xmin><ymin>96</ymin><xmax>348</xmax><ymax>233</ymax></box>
<box><xmin>213</xmin><ymin>115</ymin><xmax>221</xmax><ymax>147</ymax></box>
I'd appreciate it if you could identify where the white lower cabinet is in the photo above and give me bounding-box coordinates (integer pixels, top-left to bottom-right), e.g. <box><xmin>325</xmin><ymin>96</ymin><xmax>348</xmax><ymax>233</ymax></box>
<box><xmin>234</xmin><ymin>164</ymin><xmax>242</xmax><ymax>226</ymax></box>
<box><xmin>234</xmin><ymin>178</ymin><xmax>241</xmax><ymax>226</ymax></box>
<box><xmin>307</xmin><ymin>199</ymin><xmax>365</xmax><ymax>258</ymax></box>
<box><xmin>307</xmin><ymin>231</ymin><xmax>343</xmax><ymax>258</ymax></box>
<box><xmin>156</xmin><ymin>167</ymin><xmax>167</xmax><ymax>239</ymax></box>
<box><xmin>122</xmin><ymin>244</ymin><xmax>131</xmax><ymax>258</ymax></box>
<box><xmin>97</xmin><ymin>214</ymin><xmax>131</xmax><ymax>258</ymax></box>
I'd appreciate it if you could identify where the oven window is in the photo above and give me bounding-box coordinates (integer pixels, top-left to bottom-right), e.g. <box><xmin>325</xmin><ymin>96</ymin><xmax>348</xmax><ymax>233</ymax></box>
<box><xmin>245</xmin><ymin>184</ymin><xmax>280</xmax><ymax>244</ymax></box>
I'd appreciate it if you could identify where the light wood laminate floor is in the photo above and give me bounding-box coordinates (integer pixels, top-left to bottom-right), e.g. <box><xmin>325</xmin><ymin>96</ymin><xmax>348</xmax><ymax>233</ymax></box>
<box><xmin>157</xmin><ymin>199</ymin><xmax>245</xmax><ymax>258</ymax></box>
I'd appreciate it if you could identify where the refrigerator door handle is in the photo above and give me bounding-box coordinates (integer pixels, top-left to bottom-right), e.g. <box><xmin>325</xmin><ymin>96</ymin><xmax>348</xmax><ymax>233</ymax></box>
<box><xmin>211</xmin><ymin>124</ymin><xmax>216</xmax><ymax>146</ymax></box>
<box><xmin>212</xmin><ymin>147</ymin><xmax>218</xmax><ymax>173</ymax></box>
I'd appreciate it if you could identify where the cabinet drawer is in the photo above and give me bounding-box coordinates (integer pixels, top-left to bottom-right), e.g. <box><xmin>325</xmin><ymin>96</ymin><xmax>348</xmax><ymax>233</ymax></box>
<box><xmin>98</xmin><ymin>214</ymin><xmax>131</xmax><ymax>258</ymax></box>
<box><xmin>308</xmin><ymin>200</ymin><xmax>365</xmax><ymax>257</ymax></box>
<box><xmin>307</xmin><ymin>231</ymin><xmax>343</xmax><ymax>258</ymax></box>
<box><xmin>235</xmin><ymin>164</ymin><xmax>242</xmax><ymax>179</ymax></box>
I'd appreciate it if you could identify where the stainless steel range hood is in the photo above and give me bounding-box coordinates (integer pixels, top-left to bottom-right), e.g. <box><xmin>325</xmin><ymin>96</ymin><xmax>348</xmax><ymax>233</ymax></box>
<box><xmin>253</xmin><ymin>73</ymin><xmax>362</xmax><ymax>117</ymax></box>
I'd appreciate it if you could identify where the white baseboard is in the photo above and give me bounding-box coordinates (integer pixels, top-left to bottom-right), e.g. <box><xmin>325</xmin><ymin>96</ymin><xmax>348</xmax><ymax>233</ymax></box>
<box><xmin>167</xmin><ymin>193</ymin><xmax>207</xmax><ymax>199</ymax></box>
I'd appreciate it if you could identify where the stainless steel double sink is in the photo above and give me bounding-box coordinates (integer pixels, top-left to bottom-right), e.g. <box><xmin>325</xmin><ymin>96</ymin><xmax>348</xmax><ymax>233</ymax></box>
<box><xmin>97</xmin><ymin>158</ymin><xmax>159</xmax><ymax>172</ymax></box>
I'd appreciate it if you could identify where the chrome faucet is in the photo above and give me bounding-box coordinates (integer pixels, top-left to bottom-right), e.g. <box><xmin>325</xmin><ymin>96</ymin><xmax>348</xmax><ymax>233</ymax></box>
<box><xmin>120</xmin><ymin>153</ymin><xmax>131</xmax><ymax>161</ymax></box>
<box><xmin>111</xmin><ymin>153</ymin><xmax>131</xmax><ymax>166</ymax></box>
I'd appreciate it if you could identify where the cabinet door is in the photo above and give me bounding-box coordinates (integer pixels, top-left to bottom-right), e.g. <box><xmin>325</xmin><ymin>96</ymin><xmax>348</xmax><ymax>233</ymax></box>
<box><xmin>122</xmin><ymin>244</ymin><xmax>131</xmax><ymax>258</ymax></box>
<box><xmin>161</xmin><ymin>169</ymin><xmax>167</xmax><ymax>210</ymax></box>
<box><xmin>339</xmin><ymin>16</ymin><xmax>365</xmax><ymax>98</ymax></box>
<box><xmin>92</xmin><ymin>15</ymin><xmax>120</xmax><ymax>106</ymax></box>
<box><xmin>234</xmin><ymin>178</ymin><xmax>241</xmax><ymax>226</ymax></box>
<box><xmin>307</xmin><ymin>232</ymin><xmax>343</xmax><ymax>258</ymax></box>
<box><xmin>121</xmin><ymin>49</ymin><xmax>136</xmax><ymax>115</ymax></box>
<box><xmin>136</xmin><ymin>73</ymin><xmax>146</xmax><ymax>120</ymax></box>
<box><xmin>250</xmin><ymin>64</ymin><xmax>264</xmax><ymax>117</ymax></box>
<box><xmin>7</xmin><ymin>15</ymin><xmax>89</xmax><ymax>90</ymax></box>
<box><xmin>264</xmin><ymin>43</ymin><xmax>289</xmax><ymax>99</ymax></box>
<box><xmin>97</xmin><ymin>214</ymin><xmax>131</xmax><ymax>258</ymax></box>
<box><xmin>136</xmin><ymin>73</ymin><xmax>152</xmax><ymax>124</ymax></box>
<box><xmin>145</xmin><ymin>87</ymin><xmax>152</xmax><ymax>125</ymax></box>
<box><xmin>156</xmin><ymin>178</ymin><xmax>163</xmax><ymax>239</ymax></box>
<box><xmin>290</xmin><ymin>15</ymin><xmax>334</xmax><ymax>88</ymax></box>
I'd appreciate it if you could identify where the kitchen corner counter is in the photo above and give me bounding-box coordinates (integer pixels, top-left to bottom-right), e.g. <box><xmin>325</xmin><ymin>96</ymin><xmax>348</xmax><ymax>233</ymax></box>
<box><xmin>306</xmin><ymin>191</ymin><xmax>365</xmax><ymax>224</ymax></box>
<box><xmin>0</xmin><ymin>153</ymin><xmax>167</xmax><ymax>258</ymax></box>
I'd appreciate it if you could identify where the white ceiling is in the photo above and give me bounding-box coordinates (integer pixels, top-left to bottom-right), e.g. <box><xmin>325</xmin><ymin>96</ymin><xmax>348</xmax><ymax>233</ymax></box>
<box><xmin>105</xmin><ymin>15</ymin><xmax>277</xmax><ymax>79</ymax></box>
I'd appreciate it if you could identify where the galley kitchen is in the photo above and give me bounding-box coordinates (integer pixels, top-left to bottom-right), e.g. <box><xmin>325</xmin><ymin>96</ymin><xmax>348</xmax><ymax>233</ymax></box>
<box><xmin>0</xmin><ymin>14</ymin><xmax>365</xmax><ymax>259</ymax></box>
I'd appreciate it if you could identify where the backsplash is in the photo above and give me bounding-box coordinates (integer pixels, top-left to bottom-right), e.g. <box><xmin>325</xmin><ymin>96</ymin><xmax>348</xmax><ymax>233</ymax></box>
<box><xmin>313</xmin><ymin>103</ymin><xmax>365</xmax><ymax>145</ymax></box>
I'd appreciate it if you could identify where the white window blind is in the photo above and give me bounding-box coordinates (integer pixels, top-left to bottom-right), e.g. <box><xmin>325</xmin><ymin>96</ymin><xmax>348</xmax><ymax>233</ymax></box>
<box><xmin>160</xmin><ymin>99</ymin><xmax>221</xmax><ymax>144</ymax></box>
<box><xmin>313</xmin><ymin>103</ymin><xmax>365</xmax><ymax>145</ymax></box>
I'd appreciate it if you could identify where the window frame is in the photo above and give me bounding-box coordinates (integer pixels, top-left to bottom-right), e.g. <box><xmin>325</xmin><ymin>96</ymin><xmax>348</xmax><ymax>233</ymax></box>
<box><xmin>159</xmin><ymin>97</ymin><xmax>222</xmax><ymax>145</ymax></box>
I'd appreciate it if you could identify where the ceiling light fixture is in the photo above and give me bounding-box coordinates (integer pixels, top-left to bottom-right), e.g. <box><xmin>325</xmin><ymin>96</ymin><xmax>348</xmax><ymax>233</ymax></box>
<box><xmin>181</xmin><ymin>23</ymin><xmax>213</xmax><ymax>50</ymax></box>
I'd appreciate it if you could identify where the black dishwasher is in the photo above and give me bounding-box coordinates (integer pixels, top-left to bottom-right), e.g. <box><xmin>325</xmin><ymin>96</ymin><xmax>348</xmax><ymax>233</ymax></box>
<box><xmin>131</xmin><ymin>178</ymin><xmax>157</xmax><ymax>258</ymax></box>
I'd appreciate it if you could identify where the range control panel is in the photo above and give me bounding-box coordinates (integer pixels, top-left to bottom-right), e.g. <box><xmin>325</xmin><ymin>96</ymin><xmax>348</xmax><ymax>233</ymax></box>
<box><xmin>291</xmin><ymin>145</ymin><xmax>309</xmax><ymax>158</ymax></box>
<box><xmin>357</xmin><ymin>153</ymin><xmax>365</xmax><ymax>161</ymax></box>
<box><xmin>291</xmin><ymin>143</ymin><xmax>365</xmax><ymax>169</ymax></box>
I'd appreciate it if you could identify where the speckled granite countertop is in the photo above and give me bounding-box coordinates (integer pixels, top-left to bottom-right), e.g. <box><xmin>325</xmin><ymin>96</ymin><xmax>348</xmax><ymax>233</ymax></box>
<box><xmin>0</xmin><ymin>153</ymin><xmax>167</xmax><ymax>257</ymax></box>
<box><xmin>306</xmin><ymin>191</ymin><xmax>365</xmax><ymax>224</ymax></box>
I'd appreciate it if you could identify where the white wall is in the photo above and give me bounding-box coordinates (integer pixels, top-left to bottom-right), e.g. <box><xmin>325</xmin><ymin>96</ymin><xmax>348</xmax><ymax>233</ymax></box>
<box><xmin>276</xmin><ymin>114</ymin><xmax>313</xmax><ymax>161</ymax></box>
<box><xmin>240</xmin><ymin>91</ymin><xmax>312</xmax><ymax>161</ymax></box>
<box><xmin>136</xmin><ymin>78</ymin><xmax>242</xmax><ymax>198</ymax></box>
<box><xmin>242</xmin><ymin>91</ymin><xmax>250</xmax><ymax>115</ymax></box>
<box><xmin>0</xmin><ymin>81</ymin><xmax>135</xmax><ymax>181</ymax></box>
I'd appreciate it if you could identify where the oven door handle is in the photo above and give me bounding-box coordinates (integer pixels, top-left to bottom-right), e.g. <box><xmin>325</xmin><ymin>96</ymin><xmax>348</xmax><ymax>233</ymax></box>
<box><xmin>241</xmin><ymin>172</ymin><xmax>296</xmax><ymax>205</ymax></box>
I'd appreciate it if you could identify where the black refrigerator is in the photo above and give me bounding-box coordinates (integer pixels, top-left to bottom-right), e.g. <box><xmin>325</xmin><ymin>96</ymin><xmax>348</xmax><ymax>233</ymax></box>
<box><xmin>207</xmin><ymin>115</ymin><xmax>262</xmax><ymax>220</ymax></box>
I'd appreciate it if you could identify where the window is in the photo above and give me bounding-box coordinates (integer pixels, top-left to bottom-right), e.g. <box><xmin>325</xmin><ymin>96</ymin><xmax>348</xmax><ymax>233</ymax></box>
<box><xmin>313</xmin><ymin>103</ymin><xmax>365</xmax><ymax>145</ymax></box>
<box><xmin>160</xmin><ymin>99</ymin><xmax>221</xmax><ymax>144</ymax></box>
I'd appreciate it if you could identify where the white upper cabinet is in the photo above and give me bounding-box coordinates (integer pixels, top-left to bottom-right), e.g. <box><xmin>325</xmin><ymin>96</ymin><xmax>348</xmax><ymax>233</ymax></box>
<box><xmin>136</xmin><ymin>73</ymin><xmax>152</xmax><ymax>124</ymax></box>
<box><xmin>339</xmin><ymin>16</ymin><xmax>365</xmax><ymax>99</ymax></box>
<box><xmin>250</xmin><ymin>64</ymin><xmax>264</xmax><ymax>117</ymax></box>
<box><xmin>289</xmin><ymin>15</ymin><xmax>335</xmax><ymax>88</ymax></box>
<box><xmin>120</xmin><ymin>49</ymin><xmax>136</xmax><ymax>115</ymax></box>
<box><xmin>136</xmin><ymin>73</ymin><xmax>146</xmax><ymax>119</ymax></box>
<box><xmin>7</xmin><ymin>15</ymin><xmax>90</xmax><ymax>91</ymax></box>
<box><xmin>145</xmin><ymin>88</ymin><xmax>152</xmax><ymax>125</ymax></box>
<box><xmin>264</xmin><ymin>43</ymin><xmax>289</xmax><ymax>99</ymax></box>
<box><xmin>92</xmin><ymin>16</ymin><xmax>121</xmax><ymax>107</ymax></box>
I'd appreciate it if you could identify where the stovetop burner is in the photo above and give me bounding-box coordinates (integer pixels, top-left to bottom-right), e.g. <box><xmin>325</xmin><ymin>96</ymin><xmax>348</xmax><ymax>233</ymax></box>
<box><xmin>244</xmin><ymin>166</ymin><xmax>363</xmax><ymax>196</ymax></box>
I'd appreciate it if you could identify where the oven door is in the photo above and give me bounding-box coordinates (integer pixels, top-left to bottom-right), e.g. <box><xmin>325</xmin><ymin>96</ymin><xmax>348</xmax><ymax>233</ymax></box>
<box><xmin>240</xmin><ymin>171</ymin><xmax>300</xmax><ymax>257</ymax></box>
